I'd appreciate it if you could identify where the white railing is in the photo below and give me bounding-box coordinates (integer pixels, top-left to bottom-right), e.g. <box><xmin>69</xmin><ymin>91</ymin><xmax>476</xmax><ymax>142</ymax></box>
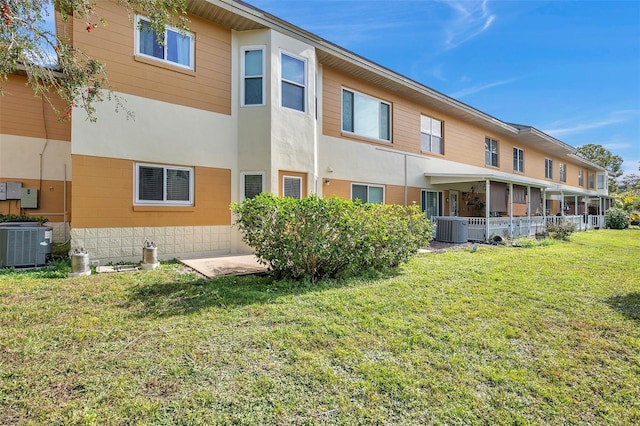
<box><xmin>431</xmin><ymin>214</ymin><xmax>606</xmax><ymax>242</ymax></box>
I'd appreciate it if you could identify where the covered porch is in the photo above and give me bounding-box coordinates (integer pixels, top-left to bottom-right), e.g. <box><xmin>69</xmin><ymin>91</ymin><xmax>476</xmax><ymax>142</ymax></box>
<box><xmin>427</xmin><ymin>173</ymin><xmax>609</xmax><ymax>242</ymax></box>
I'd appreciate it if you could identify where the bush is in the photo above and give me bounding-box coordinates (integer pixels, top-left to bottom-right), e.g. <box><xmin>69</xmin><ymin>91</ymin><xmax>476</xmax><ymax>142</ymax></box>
<box><xmin>231</xmin><ymin>194</ymin><xmax>433</xmax><ymax>281</ymax></box>
<box><xmin>546</xmin><ymin>220</ymin><xmax>576</xmax><ymax>240</ymax></box>
<box><xmin>605</xmin><ymin>207</ymin><xmax>630</xmax><ymax>229</ymax></box>
<box><xmin>0</xmin><ymin>214</ymin><xmax>48</xmax><ymax>224</ymax></box>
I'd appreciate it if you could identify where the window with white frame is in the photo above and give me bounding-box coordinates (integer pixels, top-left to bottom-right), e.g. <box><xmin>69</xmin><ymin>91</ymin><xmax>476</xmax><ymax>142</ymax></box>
<box><xmin>135</xmin><ymin>163</ymin><xmax>193</xmax><ymax>205</ymax></box>
<box><xmin>242</xmin><ymin>47</ymin><xmax>265</xmax><ymax>106</ymax></box>
<box><xmin>281</xmin><ymin>53</ymin><xmax>306</xmax><ymax>112</ymax></box>
<box><xmin>513</xmin><ymin>147</ymin><xmax>524</xmax><ymax>173</ymax></box>
<box><xmin>588</xmin><ymin>173</ymin><xmax>594</xmax><ymax>189</ymax></box>
<box><xmin>421</xmin><ymin>190</ymin><xmax>442</xmax><ymax>218</ymax></box>
<box><xmin>559</xmin><ymin>163</ymin><xmax>566</xmax><ymax>182</ymax></box>
<box><xmin>578</xmin><ymin>170</ymin><xmax>584</xmax><ymax>186</ymax></box>
<box><xmin>342</xmin><ymin>88</ymin><xmax>391</xmax><ymax>142</ymax></box>
<box><xmin>241</xmin><ymin>172</ymin><xmax>265</xmax><ymax>199</ymax></box>
<box><xmin>597</xmin><ymin>174</ymin><xmax>605</xmax><ymax>190</ymax></box>
<box><xmin>420</xmin><ymin>115</ymin><xmax>443</xmax><ymax>154</ymax></box>
<box><xmin>485</xmin><ymin>137</ymin><xmax>499</xmax><ymax>167</ymax></box>
<box><xmin>545</xmin><ymin>158</ymin><xmax>553</xmax><ymax>179</ymax></box>
<box><xmin>135</xmin><ymin>16</ymin><xmax>194</xmax><ymax>69</ymax></box>
<box><xmin>351</xmin><ymin>183</ymin><xmax>384</xmax><ymax>204</ymax></box>
<box><xmin>283</xmin><ymin>176</ymin><xmax>302</xmax><ymax>199</ymax></box>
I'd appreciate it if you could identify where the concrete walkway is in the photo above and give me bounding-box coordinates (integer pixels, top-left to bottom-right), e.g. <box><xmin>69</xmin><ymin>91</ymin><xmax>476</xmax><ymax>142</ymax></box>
<box><xmin>177</xmin><ymin>254</ymin><xmax>268</xmax><ymax>278</ymax></box>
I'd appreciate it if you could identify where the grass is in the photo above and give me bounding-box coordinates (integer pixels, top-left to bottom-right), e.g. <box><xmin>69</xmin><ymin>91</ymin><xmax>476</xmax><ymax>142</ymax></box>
<box><xmin>1</xmin><ymin>229</ymin><xmax>639</xmax><ymax>425</ymax></box>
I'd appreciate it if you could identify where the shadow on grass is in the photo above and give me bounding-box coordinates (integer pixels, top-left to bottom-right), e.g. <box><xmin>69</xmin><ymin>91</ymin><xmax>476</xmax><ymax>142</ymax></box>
<box><xmin>127</xmin><ymin>269</ymin><xmax>398</xmax><ymax>318</ymax></box>
<box><xmin>605</xmin><ymin>292</ymin><xmax>640</xmax><ymax>322</ymax></box>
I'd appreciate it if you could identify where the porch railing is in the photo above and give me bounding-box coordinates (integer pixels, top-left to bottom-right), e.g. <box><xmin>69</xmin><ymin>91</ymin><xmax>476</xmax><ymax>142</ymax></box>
<box><xmin>430</xmin><ymin>215</ymin><xmax>606</xmax><ymax>242</ymax></box>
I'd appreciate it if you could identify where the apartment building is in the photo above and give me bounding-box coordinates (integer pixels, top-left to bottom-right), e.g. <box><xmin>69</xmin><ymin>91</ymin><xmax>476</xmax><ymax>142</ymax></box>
<box><xmin>0</xmin><ymin>0</ymin><xmax>610</xmax><ymax>263</ymax></box>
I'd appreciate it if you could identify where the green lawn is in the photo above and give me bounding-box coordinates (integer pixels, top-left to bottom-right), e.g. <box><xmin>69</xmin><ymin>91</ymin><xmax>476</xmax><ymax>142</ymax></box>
<box><xmin>1</xmin><ymin>230</ymin><xmax>639</xmax><ymax>425</ymax></box>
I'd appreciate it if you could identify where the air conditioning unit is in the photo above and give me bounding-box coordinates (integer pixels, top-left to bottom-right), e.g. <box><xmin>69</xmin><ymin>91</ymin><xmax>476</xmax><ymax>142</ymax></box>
<box><xmin>0</xmin><ymin>223</ymin><xmax>53</xmax><ymax>267</ymax></box>
<box><xmin>435</xmin><ymin>218</ymin><xmax>469</xmax><ymax>243</ymax></box>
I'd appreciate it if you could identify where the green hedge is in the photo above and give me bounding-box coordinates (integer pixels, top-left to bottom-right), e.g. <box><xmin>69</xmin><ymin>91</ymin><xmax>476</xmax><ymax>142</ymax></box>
<box><xmin>0</xmin><ymin>214</ymin><xmax>47</xmax><ymax>224</ymax></box>
<box><xmin>231</xmin><ymin>194</ymin><xmax>433</xmax><ymax>281</ymax></box>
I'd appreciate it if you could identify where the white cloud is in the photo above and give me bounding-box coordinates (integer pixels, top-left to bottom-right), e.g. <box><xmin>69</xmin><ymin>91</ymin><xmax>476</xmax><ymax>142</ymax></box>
<box><xmin>449</xmin><ymin>77</ymin><xmax>520</xmax><ymax>98</ymax></box>
<box><xmin>544</xmin><ymin>110</ymin><xmax>640</xmax><ymax>137</ymax></box>
<box><xmin>442</xmin><ymin>0</ymin><xmax>496</xmax><ymax>50</ymax></box>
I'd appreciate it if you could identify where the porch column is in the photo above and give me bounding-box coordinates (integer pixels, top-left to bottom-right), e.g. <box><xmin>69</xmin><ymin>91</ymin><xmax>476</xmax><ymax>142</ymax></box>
<box><xmin>543</xmin><ymin>188</ymin><xmax>547</xmax><ymax>222</ymax></box>
<box><xmin>485</xmin><ymin>179</ymin><xmax>491</xmax><ymax>241</ymax></box>
<box><xmin>575</xmin><ymin>195</ymin><xmax>580</xmax><ymax>230</ymax></box>
<box><xmin>509</xmin><ymin>182</ymin><xmax>514</xmax><ymax>238</ymax></box>
<box><xmin>584</xmin><ymin>196</ymin><xmax>589</xmax><ymax>229</ymax></box>
<box><xmin>527</xmin><ymin>186</ymin><xmax>531</xmax><ymax>220</ymax></box>
<box><xmin>560</xmin><ymin>191</ymin><xmax>565</xmax><ymax>216</ymax></box>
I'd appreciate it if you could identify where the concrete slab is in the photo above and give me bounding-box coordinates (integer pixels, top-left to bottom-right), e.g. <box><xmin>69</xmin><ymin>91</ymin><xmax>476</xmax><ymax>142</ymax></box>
<box><xmin>177</xmin><ymin>254</ymin><xmax>268</xmax><ymax>278</ymax></box>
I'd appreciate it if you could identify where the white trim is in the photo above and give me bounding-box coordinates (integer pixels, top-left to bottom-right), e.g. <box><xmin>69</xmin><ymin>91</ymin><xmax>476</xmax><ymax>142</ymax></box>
<box><xmin>342</xmin><ymin>87</ymin><xmax>392</xmax><ymax>143</ymax></box>
<box><xmin>512</xmin><ymin>146</ymin><xmax>525</xmax><ymax>173</ymax></box>
<box><xmin>240</xmin><ymin>171</ymin><xmax>265</xmax><ymax>200</ymax></box>
<box><xmin>134</xmin><ymin>162</ymin><xmax>194</xmax><ymax>206</ymax></box>
<box><xmin>280</xmin><ymin>50</ymin><xmax>307</xmax><ymax>113</ymax></box>
<box><xmin>240</xmin><ymin>45</ymin><xmax>266</xmax><ymax>107</ymax></box>
<box><xmin>350</xmin><ymin>182</ymin><xmax>385</xmax><ymax>204</ymax></box>
<box><xmin>282</xmin><ymin>175</ymin><xmax>303</xmax><ymax>199</ymax></box>
<box><xmin>134</xmin><ymin>15</ymin><xmax>195</xmax><ymax>70</ymax></box>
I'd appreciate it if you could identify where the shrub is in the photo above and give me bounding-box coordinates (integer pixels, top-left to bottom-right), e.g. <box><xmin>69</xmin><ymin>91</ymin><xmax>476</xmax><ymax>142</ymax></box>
<box><xmin>546</xmin><ymin>220</ymin><xmax>576</xmax><ymax>240</ymax></box>
<box><xmin>605</xmin><ymin>207</ymin><xmax>630</xmax><ymax>229</ymax></box>
<box><xmin>231</xmin><ymin>194</ymin><xmax>433</xmax><ymax>281</ymax></box>
<box><xmin>0</xmin><ymin>214</ymin><xmax>48</xmax><ymax>224</ymax></box>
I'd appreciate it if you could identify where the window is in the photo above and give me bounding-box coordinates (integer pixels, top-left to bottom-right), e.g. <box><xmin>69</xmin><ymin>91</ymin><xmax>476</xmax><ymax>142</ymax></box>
<box><xmin>485</xmin><ymin>137</ymin><xmax>498</xmax><ymax>167</ymax></box>
<box><xmin>578</xmin><ymin>170</ymin><xmax>584</xmax><ymax>186</ymax></box>
<box><xmin>342</xmin><ymin>88</ymin><xmax>391</xmax><ymax>142</ymax></box>
<box><xmin>283</xmin><ymin>176</ymin><xmax>302</xmax><ymax>199</ymax></box>
<box><xmin>135</xmin><ymin>163</ymin><xmax>193</xmax><ymax>205</ymax></box>
<box><xmin>281</xmin><ymin>53</ymin><xmax>306</xmax><ymax>112</ymax></box>
<box><xmin>420</xmin><ymin>115</ymin><xmax>443</xmax><ymax>154</ymax></box>
<box><xmin>588</xmin><ymin>173</ymin><xmax>595</xmax><ymax>189</ymax></box>
<box><xmin>559</xmin><ymin>163</ymin><xmax>566</xmax><ymax>182</ymax></box>
<box><xmin>135</xmin><ymin>16</ymin><xmax>194</xmax><ymax>69</ymax></box>
<box><xmin>241</xmin><ymin>172</ymin><xmax>264</xmax><ymax>199</ymax></box>
<box><xmin>242</xmin><ymin>47</ymin><xmax>265</xmax><ymax>106</ymax></box>
<box><xmin>351</xmin><ymin>183</ymin><xmax>384</xmax><ymax>204</ymax></box>
<box><xmin>513</xmin><ymin>147</ymin><xmax>524</xmax><ymax>173</ymax></box>
<box><xmin>421</xmin><ymin>190</ymin><xmax>442</xmax><ymax>218</ymax></box>
<box><xmin>597</xmin><ymin>174</ymin><xmax>605</xmax><ymax>190</ymax></box>
<box><xmin>545</xmin><ymin>158</ymin><xmax>553</xmax><ymax>179</ymax></box>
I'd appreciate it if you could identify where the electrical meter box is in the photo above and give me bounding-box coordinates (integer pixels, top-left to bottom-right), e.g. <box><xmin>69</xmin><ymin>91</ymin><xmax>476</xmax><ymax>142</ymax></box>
<box><xmin>7</xmin><ymin>182</ymin><xmax>22</xmax><ymax>199</ymax></box>
<box><xmin>21</xmin><ymin>188</ymin><xmax>38</xmax><ymax>209</ymax></box>
<box><xmin>0</xmin><ymin>183</ymin><xmax>6</xmax><ymax>201</ymax></box>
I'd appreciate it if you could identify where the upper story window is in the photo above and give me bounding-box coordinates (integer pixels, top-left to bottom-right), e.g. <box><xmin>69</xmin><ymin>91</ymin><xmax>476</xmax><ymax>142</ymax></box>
<box><xmin>421</xmin><ymin>115</ymin><xmax>443</xmax><ymax>154</ymax></box>
<box><xmin>342</xmin><ymin>88</ymin><xmax>391</xmax><ymax>142</ymax></box>
<box><xmin>135</xmin><ymin>16</ymin><xmax>194</xmax><ymax>70</ymax></box>
<box><xmin>135</xmin><ymin>163</ymin><xmax>193</xmax><ymax>205</ymax></box>
<box><xmin>242</xmin><ymin>47</ymin><xmax>265</xmax><ymax>106</ymax></box>
<box><xmin>485</xmin><ymin>137</ymin><xmax>498</xmax><ymax>167</ymax></box>
<box><xmin>241</xmin><ymin>172</ymin><xmax>265</xmax><ymax>200</ymax></box>
<box><xmin>281</xmin><ymin>53</ymin><xmax>306</xmax><ymax>112</ymax></box>
<box><xmin>283</xmin><ymin>175</ymin><xmax>302</xmax><ymax>199</ymax></box>
<box><xmin>589</xmin><ymin>173</ymin><xmax>595</xmax><ymax>189</ymax></box>
<box><xmin>545</xmin><ymin>158</ymin><xmax>553</xmax><ymax>179</ymax></box>
<box><xmin>513</xmin><ymin>147</ymin><xmax>524</xmax><ymax>173</ymax></box>
<box><xmin>559</xmin><ymin>163</ymin><xmax>566</xmax><ymax>182</ymax></box>
<box><xmin>352</xmin><ymin>183</ymin><xmax>384</xmax><ymax>204</ymax></box>
<box><xmin>597</xmin><ymin>174</ymin><xmax>605</xmax><ymax>190</ymax></box>
<box><xmin>578</xmin><ymin>170</ymin><xmax>584</xmax><ymax>186</ymax></box>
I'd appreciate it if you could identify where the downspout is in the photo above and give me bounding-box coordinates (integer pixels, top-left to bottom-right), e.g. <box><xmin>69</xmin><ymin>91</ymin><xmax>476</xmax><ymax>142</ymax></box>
<box><xmin>404</xmin><ymin>154</ymin><xmax>408</xmax><ymax>207</ymax></box>
<box><xmin>64</xmin><ymin>164</ymin><xmax>68</xmax><ymax>242</ymax></box>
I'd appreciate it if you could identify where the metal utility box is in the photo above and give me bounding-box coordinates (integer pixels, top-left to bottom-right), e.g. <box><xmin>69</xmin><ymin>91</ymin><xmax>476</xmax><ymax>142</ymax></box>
<box><xmin>6</xmin><ymin>182</ymin><xmax>22</xmax><ymax>200</ymax></box>
<box><xmin>21</xmin><ymin>188</ymin><xmax>38</xmax><ymax>209</ymax></box>
<box><xmin>435</xmin><ymin>217</ymin><xmax>469</xmax><ymax>243</ymax></box>
<box><xmin>0</xmin><ymin>223</ymin><xmax>53</xmax><ymax>267</ymax></box>
<box><xmin>0</xmin><ymin>182</ymin><xmax>6</xmax><ymax>201</ymax></box>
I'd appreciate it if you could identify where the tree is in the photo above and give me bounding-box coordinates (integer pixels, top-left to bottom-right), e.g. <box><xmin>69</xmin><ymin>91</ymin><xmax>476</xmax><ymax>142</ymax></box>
<box><xmin>575</xmin><ymin>144</ymin><xmax>624</xmax><ymax>192</ymax></box>
<box><xmin>1</xmin><ymin>0</ymin><xmax>188</xmax><ymax>121</ymax></box>
<box><xmin>619</xmin><ymin>173</ymin><xmax>640</xmax><ymax>192</ymax></box>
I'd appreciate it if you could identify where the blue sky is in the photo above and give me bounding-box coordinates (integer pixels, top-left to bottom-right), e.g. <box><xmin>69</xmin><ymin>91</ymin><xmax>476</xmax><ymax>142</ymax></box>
<box><xmin>246</xmin><ymin>0</ymin><xmax>640</xmax><ymax>176</ymax></box>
